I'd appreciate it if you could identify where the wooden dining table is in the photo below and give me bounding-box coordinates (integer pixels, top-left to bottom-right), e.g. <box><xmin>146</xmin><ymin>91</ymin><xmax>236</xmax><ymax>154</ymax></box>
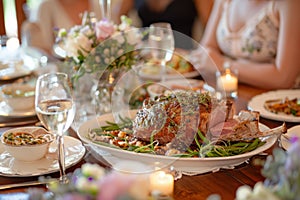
<box><xmin>0</xmin><ymin>81</ymin><xmax>297</xmax><ymax>200</ymax></box>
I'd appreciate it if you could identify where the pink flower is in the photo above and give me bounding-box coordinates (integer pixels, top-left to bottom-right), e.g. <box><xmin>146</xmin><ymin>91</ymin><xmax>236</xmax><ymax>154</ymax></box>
<box><xmin>285</xmin><ymin>136</ymin><xmax>300</xmax><ymax>171</ymax></box>
<box><xmin>95</xmin><ymin>20</ymin><xmax>115</xmax><ymax>41</ymax></box>
<box><xmin>96</xmin><ymin>172</ymin><xmax>135</xmax><ymax>200</ymax></box>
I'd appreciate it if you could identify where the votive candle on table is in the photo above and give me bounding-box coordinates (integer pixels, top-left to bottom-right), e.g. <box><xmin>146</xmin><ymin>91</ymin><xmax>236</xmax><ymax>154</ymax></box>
<box><xmin>150</xmin><ymin>171</ymin><xmax>174</xmax><ymax>196</ymax></box>
<box><xmin>216</xmin><ymin>62</ymin><xmax>238</xmax><ymax>99</ymax></box>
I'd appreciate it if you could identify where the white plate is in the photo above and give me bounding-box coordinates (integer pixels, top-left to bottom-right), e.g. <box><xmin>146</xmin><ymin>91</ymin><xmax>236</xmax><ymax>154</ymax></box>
<box><xmin>0</xmin><ymin>136</ymin><xmax>85</xmax><ymax>177</ymax></box>
<box><xmin>248</xmin><ymin>89</ymin><xmax>300</xmax><ymax>122</ymax></box>
<box><xmin>0</xmin><ymin>64</ymin><xmax>33</xmax><ymax>80</ymax></box>
<box><xmin>0</xmin><ymin>47</ymin><xmax>41</xmax><ymax>80</ymax></box>
<box><xmin>280</xmin><ymin>125</ymin><xmax>300</xmax><ymax>150</ymax></box>
<box><xmin>0</xmin><ymin>101</ymin><xmax>35</xmax><ymax>118</ymax></box>
<box><xmin>138</xmin><ymin>65</ymin><xmax>200</xmax><ymax>81</ymax></box>
<box><xmin>147</xmin><ymin>79</ymin><xmax>215</xmax><ymax>98</ymax></box>
<box><xmin>77</xmin><ymin>111</ymin><xmax>277</xmax><ymax>174</ymax></box>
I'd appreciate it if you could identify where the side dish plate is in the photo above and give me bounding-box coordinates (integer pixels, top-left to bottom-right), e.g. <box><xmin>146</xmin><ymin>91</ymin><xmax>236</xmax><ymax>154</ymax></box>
<box><xmin>0</xmin><ymin>136</ymin><xmax>85</xmax><ymax>177</ymax></box>
<box><xmin>248</xmin><ymin>90</ymin><xmax>300</xmax><ymax>122</ymax></box>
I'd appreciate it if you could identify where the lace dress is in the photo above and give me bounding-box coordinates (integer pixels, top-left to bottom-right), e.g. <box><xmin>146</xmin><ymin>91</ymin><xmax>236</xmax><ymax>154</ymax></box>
<box><xmin>216</xmin><ymin>0</ymin><xmax>279</xmax><ymax>63</ymax></box>
<box><xmin>216</xmin><ymin>0</ymin><xmax>300</xmax><ymax>88</ymax></box>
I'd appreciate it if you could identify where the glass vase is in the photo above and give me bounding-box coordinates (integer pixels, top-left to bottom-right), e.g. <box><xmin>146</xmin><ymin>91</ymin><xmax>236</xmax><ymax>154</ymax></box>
<box><xmin>94</xmin><ymin>68</ymin><xmax>126</xmax><ymax>117</ymax></box>
<box><xmin>99</xmin><ymin>0</ymin><xmax>111</xmax><ymax>21</ymax></box>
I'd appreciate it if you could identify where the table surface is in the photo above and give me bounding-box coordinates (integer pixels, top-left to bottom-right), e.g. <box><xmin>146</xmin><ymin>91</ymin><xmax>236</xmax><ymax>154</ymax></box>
<box><xmin>0</xmin><ymin>81</ymin><xmax>296</xmax><ymax>200</ymax></box>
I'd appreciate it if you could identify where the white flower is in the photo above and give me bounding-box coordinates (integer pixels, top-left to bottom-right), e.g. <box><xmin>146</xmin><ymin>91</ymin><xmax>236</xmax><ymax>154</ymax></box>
<box><xmin>81</xmin><ymin>163</ymin><xmax>105</xmax><ymax>180</ymax></box>
<box><xmin>235</xmin><ymin>185</ymin><xmax>253</xmax><ymax>200</ymax></box>
<box><xmin>118</xmin><ymin>15</ymin><xmax>132</xmax><ymax>31</ymax></box>
<box><xmin>126</xmin><ymin>28</ymin><xmax>141</xmax><ymax>46</ymax></box>
<box><xmin>236</xmin><ymin>182</ymin><xmax>281</xmax><ymax>200</ymax></box>
<box><xmin>80</xmin><ymin>25</ymin><xmax>94</xmax><ymax>37</ymax></box>
<box><xmin>75</xmin><ymin>176</ymin><xmax>98</xmax><ymax>194</ymax></box>
<box><xmin>112</xmin><ymin>32</ymin><xmax>125</xmax><ymax>44</ymax></box>
<box><xmin>69</xmin><ymin>25</ymin><xmax>82</xmax><ymax>35</ymax></box>
<box><xmin>64</xmin><ymin>32</ymin><xmax>92</xmax><ymax>59</ymax></box>
<box><xmin>57</xmin><ymin>28</ymin><xmax>67</xmax><ymax>37</ymax></box>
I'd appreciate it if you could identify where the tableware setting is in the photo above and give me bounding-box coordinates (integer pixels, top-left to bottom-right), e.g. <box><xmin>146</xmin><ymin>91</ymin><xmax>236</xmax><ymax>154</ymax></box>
<box><xmin>0</xmin><ymin>60</ymin><xmax>33</xmax><ymax>81</ymax></box>
<box><xmin>248</xmin><ymin>89</ymin><xmax>300</xmax><ymax>122</ymax></box>
<box><xmin>138</xmin><ymin>59</ymin><xmax>200</xmax><ymax>81</ymax></box>
<box><xmin>35</xmin><ymin>72</ymin><xmax>76</xmax><ymax>183</ymax></box>
<box><xmin>0</xmin><ymin>101</ymin><xmax>36</xmax><ymax>118</ymax></box>
<box><xmin>0</xmin><ymin>134</ymin><xmax>85</xmax><ymax>177</ymax></box>
<box><xmin>280</xmin><ymin>125</ymin><xmax>300</xmax><ymax>150</ymax></box>
<box><xmin>0</xmin><ymin>46</ymin><xmax>42</xmax><ymax>81</ymax></box>
<box><xmin>0</xmin><ymin>126</ymin><xmax>54</xmax><ymax>162</ymax></box>
<box><xmin>0</xmin><ymin>83</ymin><xmax>35</xmax><ymax>111</ymax></box>
<box><xmin>0</xmin><ymin>118</ymin><xmax>39</xmax><ymax>128</ymax></box>
<box><xmin>0</xmin><ymin>83</ymin><xmax>36</xmax><ymax>118</ymax></box>
<box><xmin>148</xmin><ymin>22</ymin><xmax>175</xmax><ymax>83</ymax></box>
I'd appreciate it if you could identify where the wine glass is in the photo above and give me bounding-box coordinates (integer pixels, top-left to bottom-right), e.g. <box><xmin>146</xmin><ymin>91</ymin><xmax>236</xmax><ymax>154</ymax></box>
<box><xmin>99</xmin><ymin>0</ymin><xmax>111</xmax><ymax>21</ymax></box>
<box><xmin>35</xmin><ymin>72</ymin><xmax>76</xmax><ymax>183</ymax></box>
<box><xmin>148</xmin><ymin>22</ymin><xmax>175</xmax><ymax>83</ymax></box>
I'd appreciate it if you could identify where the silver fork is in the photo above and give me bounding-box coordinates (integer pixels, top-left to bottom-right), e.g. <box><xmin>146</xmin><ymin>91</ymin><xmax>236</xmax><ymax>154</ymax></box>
<box><xmin>0</xmin><ymin>119</ymin><xmax>39</xmax><ymax>128</ymax></box>
<box><xmin>0</xmin><ymin>178</ymin><xmax>57</xmax><ymax>190</ymax></box>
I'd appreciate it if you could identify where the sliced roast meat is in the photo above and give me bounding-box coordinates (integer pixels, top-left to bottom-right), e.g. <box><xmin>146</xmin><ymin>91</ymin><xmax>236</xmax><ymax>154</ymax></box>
<box><xmin>132</xmin><ymin>91</ymin><xmax>233</xmax><ymax>145</ymax></box>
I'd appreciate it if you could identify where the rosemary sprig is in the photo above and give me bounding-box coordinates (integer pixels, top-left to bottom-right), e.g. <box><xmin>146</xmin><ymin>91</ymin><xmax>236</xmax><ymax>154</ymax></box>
<box><xmin>92</xmin><ymin>116</ymin><xmax>133</xmax><ymax>132</ymax></box>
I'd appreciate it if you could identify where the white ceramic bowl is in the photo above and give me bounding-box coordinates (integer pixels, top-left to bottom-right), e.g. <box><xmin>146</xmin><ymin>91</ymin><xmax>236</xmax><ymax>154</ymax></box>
<box><xmin>1</xmin><ymin>83</ymin><xmax>35</xmax><ymax>111</ymax></box>
<box><xmin>0</xmin><ymin>127</ymin><xmax>54</xmax><ymax>162</ymax></box>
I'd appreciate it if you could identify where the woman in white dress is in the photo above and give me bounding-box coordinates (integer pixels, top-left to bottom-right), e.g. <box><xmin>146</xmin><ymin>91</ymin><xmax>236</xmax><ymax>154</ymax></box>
<box><xmin>193</xmin><ymin>0</ymin><xmax>300</xmax><ymax>89</ymax></box>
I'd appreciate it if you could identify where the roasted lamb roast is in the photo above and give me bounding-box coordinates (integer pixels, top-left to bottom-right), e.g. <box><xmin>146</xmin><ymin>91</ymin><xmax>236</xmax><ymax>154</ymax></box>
<box><xmin>132</xmin><ymin>91</ymin><xmax>287</xmax><ymax>148</ymax></box>
<box><xmin>133</xmin><ymin>91</ymin><xmax>233</xmax><ymax>145</ymax></box>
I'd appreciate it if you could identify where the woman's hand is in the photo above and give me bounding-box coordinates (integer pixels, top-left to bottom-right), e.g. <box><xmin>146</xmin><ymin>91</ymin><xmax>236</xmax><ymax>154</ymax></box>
<box><xmin>189</xmin><ymin>47</ymin><xmax>225</xmax><ymax>74</ymax></box>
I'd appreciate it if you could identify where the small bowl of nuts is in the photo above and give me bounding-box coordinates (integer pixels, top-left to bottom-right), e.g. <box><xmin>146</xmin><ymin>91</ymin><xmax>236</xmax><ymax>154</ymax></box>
<box><xmin>0</xmin><ymin>127</ymin><xmax>54</xmax><ymax>162</ymax></box>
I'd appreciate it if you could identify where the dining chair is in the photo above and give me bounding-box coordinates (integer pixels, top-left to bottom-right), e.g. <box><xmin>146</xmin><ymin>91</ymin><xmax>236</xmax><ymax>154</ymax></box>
<box><xmin>0</xmin><ymin>0</ymin><xmax>28</xmax><ymax>43</ymax></box>
<box><xmin>0</xmin><ymin>0</ymin><xmax>5</xmax><ymax>36</ymax></box>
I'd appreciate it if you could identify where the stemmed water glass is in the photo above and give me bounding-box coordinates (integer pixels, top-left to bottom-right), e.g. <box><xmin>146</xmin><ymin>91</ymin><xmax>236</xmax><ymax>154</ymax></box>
<box><xmin>99</xmin><ymin>0</ymin><xmax>111</xmax><ymax>20</ymax></box>
<box><xmin>148</xmin><ymin>22</ymin><xmax>175</xmax><ymax>83</ymax></box>
<box><xmin>35</xmin><ymin>72</ymin><xmax>76</xmax><ymax>183</ymax></box>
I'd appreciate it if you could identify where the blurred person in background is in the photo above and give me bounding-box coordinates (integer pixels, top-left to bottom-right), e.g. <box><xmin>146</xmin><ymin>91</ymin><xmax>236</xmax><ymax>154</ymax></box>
<box><xmin>21</xmin><ymin>0</ymin><xmax>121</xmax><ymax>56</ymax></box>
<box><xmin>114</xmin><ymin>0</ymin><xmax>214</xmax><ymax>49</ymax></box>
<box><xmin>192</xmin><ymin>0</ymin><xmax>300</xmax><ymax>89</ymax></box>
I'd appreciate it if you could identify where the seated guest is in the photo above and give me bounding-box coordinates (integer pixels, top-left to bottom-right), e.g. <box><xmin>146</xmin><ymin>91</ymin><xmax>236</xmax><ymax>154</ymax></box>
<box><xmin>192</xmin><ymin>0</ymin><xmax>300</xmax><ymax>89</ymax></box>
<box><xmin>21</xmin><ymin>0</ymin><xmax>119</xmax><ymax>55</ymax></box>
<box><xmin>114</xmin><ymin>0</ymin><xmax>214</xmax><ymax>49</ymax></box>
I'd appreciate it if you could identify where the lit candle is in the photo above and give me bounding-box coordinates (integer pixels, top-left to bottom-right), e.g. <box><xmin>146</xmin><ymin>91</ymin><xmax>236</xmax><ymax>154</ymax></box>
<box><xmin>6</xmin><ymin>37</ymin><xmax>20</xmax><ymax>51</ymax></box>
<box><xmin>217</xmin><ymin>73</ymin><xmax>238</xmax><ymax>92</ymax></box>
<box><xmin>150</xmin><ymin>171</ymin><xmax>174</xmax><ymax>196</ymax></box>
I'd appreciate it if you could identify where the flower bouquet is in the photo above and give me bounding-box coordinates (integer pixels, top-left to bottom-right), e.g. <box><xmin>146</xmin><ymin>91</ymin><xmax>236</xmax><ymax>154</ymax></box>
<box><xmin>55</xmin><ymin>13</ymin><xmax>147</xmax><ymax>115</ymax></box>
<box><xmin>31</xmin><ymin>163</ymin><xmax>153</xmax><ymax>200</ymax></box>
<box><xmin>235</xmin><ymin>136</ymin><xmax>300</xmax><ymax>200</ymax></box>
<box><xmin>55</xmin><ymin>12</ymin><xmax>144</xmax><ymax>84</ymax></box>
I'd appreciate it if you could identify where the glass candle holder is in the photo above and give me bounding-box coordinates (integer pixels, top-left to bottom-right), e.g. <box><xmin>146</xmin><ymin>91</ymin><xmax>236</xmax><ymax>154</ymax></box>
<box><xmin>150</xmin><ymin>170</ymin><xmax>174</xmax><ymax>198</ymax></box>
<box><xmin>216</xmin><ymin>63</ymin><xmax>238</xmax><ymax>99</ymax></box>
